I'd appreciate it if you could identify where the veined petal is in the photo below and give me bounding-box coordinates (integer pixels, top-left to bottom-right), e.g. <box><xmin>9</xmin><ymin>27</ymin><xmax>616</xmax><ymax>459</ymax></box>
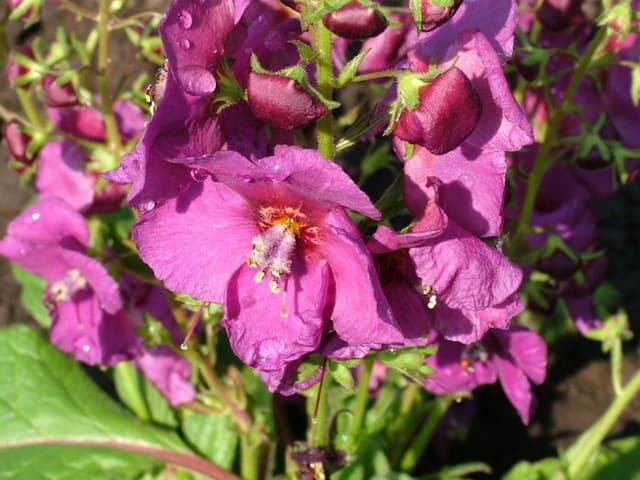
<box><xmin>410</xmin><ymin>223</ymin><xmax>522</xmax><ymax>311</ymax></box>
<box><xmin>319</xmin><ymin>209</ymin><xmax>403</xmax><ymax>345</ymax></box>
<box><xmin>223</xmin><ymin>254</ymin><xmax>328</xmax><ymax>391</ymax></box>
<box><xmin>133</xmin><ymin>180</ymin><xmax>258</xmax><ymax>304</ymax></box>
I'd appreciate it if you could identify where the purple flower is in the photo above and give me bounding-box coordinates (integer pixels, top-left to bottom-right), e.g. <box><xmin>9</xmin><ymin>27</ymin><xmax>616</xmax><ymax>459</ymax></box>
<box><xmin>132</xmin><ymin>146</ymin><xmax>403</xmax><ymax>391</ymax></box>
<box><xmin>425</xmin><ymin>326</ymin><xmax>547</xmax><ymax>424</ymax></box>
<box><xmin>0</xmin><ymin>197</ymin><xmax>195</xmax><ymax>405</ymax></box>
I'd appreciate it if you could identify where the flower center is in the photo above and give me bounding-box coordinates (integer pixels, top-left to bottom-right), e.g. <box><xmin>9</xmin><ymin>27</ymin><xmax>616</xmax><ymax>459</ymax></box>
<box><xmin>49</xmin><ymin>269</ymin><xmax>88</xmax><ymax>303</ymax></box>
<box><xmin>247</xmin><ymin>205</ymin><xmax>317</xmax><ymax>296</ymax></box>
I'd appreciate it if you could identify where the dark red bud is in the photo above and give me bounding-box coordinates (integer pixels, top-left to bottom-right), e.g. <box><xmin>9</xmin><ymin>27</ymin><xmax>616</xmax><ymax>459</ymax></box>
<box><xmin>6</xmin><ymin>45</ymin><xmax>34</xmax><ymax>85</ymax></box>
<box><xmin>322</xmin><ymin>2</ymin><xmax>387</xmax><ymax>40</ymax></box>
<box><xmin>420</xmin><ymin>0</ymin><xmax>463</xmax><ymax>32</ymax></box>
<box><xmin>395</xmin><ymin>67</ymin><xmax>482</xmax><ymax>155</ymax></box>
<box><xmin>537</xmin><ymin>0</ymin><xmax>585</xmax><ymax>31</ymax></box>
<box><xmin>247</xmin><ymin>72</ymin><xmax>327</xmax><ymax>130</ymax></box>
<box><xmin>3</xmin><ymin>121</ymin><xmax>31</xmax><ymax>161</ymax></box>
<box><xmin>42</xmin><ymin>75</ymin><xmax>78</xmax><ymax>108</ymax></box>
<box><xmin>536</xmin><ymin>251</ymin><xmax>580</xmax><ymax>281</ymax></box>
<box><xmin>280</xmin><ymin>0</ymin><xmax>303</xmax><ymax>12</ymax></box>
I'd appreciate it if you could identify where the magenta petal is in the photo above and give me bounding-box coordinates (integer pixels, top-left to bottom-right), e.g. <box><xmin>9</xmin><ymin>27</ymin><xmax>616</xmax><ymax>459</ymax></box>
<box><xmin>495</xmin><ymin>354</ymin><xmax>535</xmax><ymax>425</ymax></box>
<box><xmin>113</xmin><ymin>100</ymin><xmax>146</xmax><ymax>143</ymax></box>
<box><xmin>452</xmin><ymin>31</ymin><xmax>534</xmax><ymax>152</ymax></box>
<box><xmin>223</xmin><ymin>255</ymin><xmax>328</xmax><ymax>391</ymax></box>
<box><xmin>404</xmin><ymin>150</ymin><xmax>507</xmax><ymax>238</ymax></box>
<box><xmin>136</xmin><ymin>346</ymin><xmax>196</xmax><ymax>406</ymax></box>
<box><xmin>319</xmin><ymin>210</ymin><xmax>403</xmax><ymax>345</ymax></box>
<box><xmin>50</xmin><ymin>298</ymin><xmax>139</xmax><ymax>366</ymax></box>
<box><xmin>262</xmin><ymin>146</ymin><xmax>381</xmax><ymax>219</ymax></box>
<box><xmin>433</xmin><ymin>293</ymin><xmax>523</xmax><ymax>344</ymax></box>
<box><xmin>565</xmin><ymin>295</ymin><xmax>602</xmax><ymax>334</ymax></box>
<box><xmin>415</xmin><ymin>0</ymin><xmax>518</xmax><ymax>60</ymax></box>
<box><xmin>48</xmin><ymin>106</ymin><xmax>106</xmax><ymax>142</ymax></box>
<box><xmin>425</xmin><ymin>339</ymin><xmax>497</xmax><ymax>394</ymax></box>
<box><xmin>160</xmin><ymin>0</ymin><xmax>234</xmax><ymax>95</ymax></box>
<box><xmin>61</xmin><ymin>250</ymin><xmax>122</xmax><ymax>314</ymax></box>
<box><xmin>410</xmin><ymin>223</ymin><xmax>522</xmax><ymax>311</ymax></box>
<box><xmin>368</xmin><ymin>225</ymin><xmax>444</xmax><ymax>254</ymax></box>
<box><xmin>36</xmin><ymin>141</ymin><xmax>95</xmax><ymax>211</ymax></box>
<box><xmin>133</xmin><ymin>180</ymin><xmax>258</xmax><ymax>304</ymax></box>
<box><xmin>493</xmin><ymin>327</ymin><xmax>547</xmax><ymax>384</ymax></box>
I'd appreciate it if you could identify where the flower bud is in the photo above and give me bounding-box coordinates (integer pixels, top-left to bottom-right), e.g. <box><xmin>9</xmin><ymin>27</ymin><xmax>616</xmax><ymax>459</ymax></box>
<box><xmin>395</xmin><ymin>67</ymin><xmax>482</xmax><ymax>155</ymax></box>
<box><xmin>322</xmin><ymin>2</ymin><xmax>387</xmax><ymax>40</ymax></box>
<box><xmin>42</xmin><ymin>75</ymin><xmax>78</xmax><ymax>108</ymax></box>
<box><xmin>7</xmin><ymin>0</ymin><xmax>38</xmax><ymax>22</ymax></box>
<box><xmin>537</xmin><ymin>0</ymin><xmax>585</xmax><ymax>31</ymax></box>
<box><xmin>3</xmin><ymin>121</ymin><xmax>30</xmax><ymax>161</ymax></box>
<box><xmin>247</xmin><ymin>72</ymin><xmax>327</xmax><ymax>130</ymax></box>
<box><xmin>536</xmin><ymin>251</ymin><xmax>580</xmax><ymax>281</ymax></box>
<box><xmin>419</xmin><ymin>0</ymin><xmax>463</xmax><ymax>32</ymax></box>
<box><xmin>6</xmin><ymin>45</ymin><xmax>34</xmax><ymax>86</ymax></box>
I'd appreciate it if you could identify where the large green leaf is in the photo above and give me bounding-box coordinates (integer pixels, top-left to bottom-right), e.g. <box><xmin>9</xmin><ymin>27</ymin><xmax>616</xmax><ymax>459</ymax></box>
<box><xmin>11</xmin><ymin>265</ymin><xmax>51</xmax><ymax>328</ymax></box>
<box><xmin>0</xmin><ymin>326</ymin><xmax>238</xmax><ymax>480</ymax></box>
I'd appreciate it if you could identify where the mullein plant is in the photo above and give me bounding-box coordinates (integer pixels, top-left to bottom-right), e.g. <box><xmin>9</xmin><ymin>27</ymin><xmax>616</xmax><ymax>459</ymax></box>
<box><xmin>0</xmin><ymin>0</ymin><xmax>639</xmax><ymax>479</ymax></box>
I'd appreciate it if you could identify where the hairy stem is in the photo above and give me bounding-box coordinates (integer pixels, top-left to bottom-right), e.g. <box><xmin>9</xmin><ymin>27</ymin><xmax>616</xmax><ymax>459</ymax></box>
<box><xmin>97</xmin><ymin>0</ymin><xmax>123</xmax><ymax>158</ymax></box>
<box><xmin>310</xmin><ymin>365</ymin><xmax>330</xmax><ymax>447</ymax></box>
<box><xmin>314</xmin><ymin>21</ymin><xmax>335</xmax><ymax>159</ymax></box>
<box><xmin>199</xmin><ymin>362</ymin><xmax>252</xmax><ymax>432</ymax></box>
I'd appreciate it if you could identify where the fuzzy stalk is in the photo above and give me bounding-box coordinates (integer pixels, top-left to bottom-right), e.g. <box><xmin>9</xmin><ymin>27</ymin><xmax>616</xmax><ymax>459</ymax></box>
<box><xmin>314</xmin><ymin>21</ymin><xmax>335</xmax><ymax>159</ymax></box>
<box><xmin>344</xmin><ymin>357</ymin><xmax>374</xmax><ymax>452</ymax></box>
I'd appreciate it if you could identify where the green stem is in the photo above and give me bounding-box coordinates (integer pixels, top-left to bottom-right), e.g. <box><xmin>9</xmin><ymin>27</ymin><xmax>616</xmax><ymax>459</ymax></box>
<box><xmin>611</xmin><ymin>338</ymin><xmax>623</xmax><ymax>397</ymax></box>
<box><xmin>559</xmin><ymin>369</ymin><xmax>640</xmax><ymax>479</ymax></box>
<box><xmin>240</xmin><ymin>434</ymin><xmax>262</xmax><ymax>480</ymax></box>
<box><xmin>344</xmin><ymin>357</ymin><xmax>374</xmax><ymax>452</ymax></box>
<box><xmin>199</xmin><ymin>362</ymin><xmax>252</xmax><ymax>432</ymax></box>
<box><xmin>97</xmin><ymin>0</ymin><xmax>123</xmax><ymax>158</ymax></box>
<box><xmin>350</xmin><ymin>70</ymin><xmax>402</xmax><ymax>83</ymax></box>
<box><xmin>389</xmin><ymin>382</ymin><xmax>422</xmax><ymax>466</ymax></box>
<box><xmin>314</xmin><ymin>21</ymin><xmax>335</xmax><ymax>159</ymax></box>
<box><xmin>509</xmin><ymin>26</ymin><xmax>608</xmax><ymax>257</ymax></box>
<box><xmin>15</xmin><ymin>88</ymin><xmax>44</xmax><ymax>129</ymax></box>
<box><xmin>310</xmin><ymin>365</ymin><xmax>330</xmax><ymax>447</ymax></box>
<box><xmin>400</xmin><ymin>396</ymin><xmax>452</xmax><ymax>472</ymax></box>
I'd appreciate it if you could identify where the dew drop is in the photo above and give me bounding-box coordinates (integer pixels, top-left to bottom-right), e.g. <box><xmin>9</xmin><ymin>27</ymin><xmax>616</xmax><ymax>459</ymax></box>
<box><xmin>179</xmin><ymin>66</ymin><xmax>216</xmax><ymax>96</ymax></box>
<box><xmin>180</xmin><ymin>342</ymin><xmax>189</xmax><ymax>351</ymax></box>
<box><xmin>180</xmin><ymin>38</ymin><xmax>192</xmax><ymax>50</ymax></box>
<box><xmin>459</xmin><ymin>173</ymin><xmax>474</xmax><ymax>187</ymax></box>
<box><xmin>310</xmin><ymin>417</ymin><xmax>318</xmax><ymax>425</ymax></box>
<box><xmin>138</xmin><ymin>200</ymin><xmax>156</xmax><ymax>213</ymax></box>
<box><xmin>190</xmin><ymin>168</ymin><xmax>210</xmax><ymax>182</ymax></box>
<box><xmin>177</xmin><ymin>10</ymin><xmax>193</xmax><ymax>29</ymax></box>
<box><xmin>82</xmin><ymin>344</ymin><xmax>91</xmax><ymax>353</ymax></box>
<box><xmin>31</xmin><ymin>212</ymin><xmax>41</xmax><ymax>221</ymax></box>
<box><xmin>240</xmin><ymin>175</ymin><xmax>253</xmax><ymax>183</ymax></box>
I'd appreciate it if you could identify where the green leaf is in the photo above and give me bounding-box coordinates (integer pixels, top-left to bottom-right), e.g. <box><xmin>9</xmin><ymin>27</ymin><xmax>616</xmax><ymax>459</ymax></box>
<box><xmin>589</xmin><ymin>436</ymin><xmax>640</xmax><ymax>479</ymax></box>
<box><xmin>11</xmin><ymin>265</ymin><xmax>51</xmax><ymax>328</ymax></box>
<box><xmin>181</xmin><ymin>413</ymin><xmax>239</xmax><ymax>470</ymax></box>
<box><xmin>0</xmin><ymin>326</ymin><xmax>232</xmax><ymax>480</ymax></box>
<box><xmin>328</xmin><ymin>361</ymin><xmax>356</xmax><ymax>391</ymax></box>
<box><xmin>337</xmin><ymin>49</ymin><xmax>370</xmax><ymax>87</ymax></box>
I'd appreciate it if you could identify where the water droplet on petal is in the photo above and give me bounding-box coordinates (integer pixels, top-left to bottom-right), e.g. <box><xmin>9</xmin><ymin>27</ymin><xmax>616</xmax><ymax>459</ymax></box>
<box><xmin>138</xmin><ymin>200</ymin><xmax>156</xmax><ymax>213</ymax></box>
<box><xmin>177</xmin><ymin>10</ymin><xmax>193</xmax><ymax>29</ymax></box>
<box><xmin>180</xmin><ymin>38</ymin><xmax>192</xmax><ymax>50</ymax></box>
<box><xmin>180</xmin><ymin>342</ymin><xmax>189</xmax><ymax>351</ymax></box>
<box><xmin>459</xmin><ymin>173</ymin><xmax>474</xmax><ymax>187</ymax></box>
<box><xmin>190</xmin><ymin>168</ymin><xmax>210</xmax><ymax>182</ymax></box>
<box><xmin>31</xmin><ymin>212</ymin><xmax>40</xmax><ymax>221</ymax></box>
<box><xmin>240</xmin><ymin>175</ymin><xmax>253</xmax><ymax>183</ymax></box>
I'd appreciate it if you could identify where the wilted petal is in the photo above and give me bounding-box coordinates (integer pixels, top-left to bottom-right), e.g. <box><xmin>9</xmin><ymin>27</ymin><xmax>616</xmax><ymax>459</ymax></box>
<box><xmin>410</xmin><ymin>223</ymin><xmax>522</xmax><ymax>311</ymax></box>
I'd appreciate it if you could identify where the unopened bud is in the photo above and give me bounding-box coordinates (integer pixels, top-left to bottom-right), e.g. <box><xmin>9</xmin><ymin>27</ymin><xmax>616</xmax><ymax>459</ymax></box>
<box><xmin>247</xmin><ymin>72</ymin><xmax>327</xmax><ymax>130</ymax></box>
<box><xmin>4</xmin><ymin>121</ymin><xmax>30</xmax><ymax>161</ymax></box>
<box><xmin>395</xmin><ymin>67</ymin><xmax>482</xmax><ymax>155</ymax></box>
<box><xmin>420</xmin><ymin>0</ymin><xmax>463</xmax><ymax>32</ymax></box>
<box><xmin>537</xmin><ymin>0</ymin><xmax>585</xmax><ymax>31</ymax></box>
<box><xmin>42</xmin><ymin>75</ymin><xmax>78</xmax><ymax>108</ymax></box>
<box><xmin>322</xmin><ymin>2</ymin><xmax>387</xmax><ymax>40</ymax></box>
<box><xmin>6</xmin><ymin>45</ymin><xmax>34</xmax><ymax>86</ymax></box>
